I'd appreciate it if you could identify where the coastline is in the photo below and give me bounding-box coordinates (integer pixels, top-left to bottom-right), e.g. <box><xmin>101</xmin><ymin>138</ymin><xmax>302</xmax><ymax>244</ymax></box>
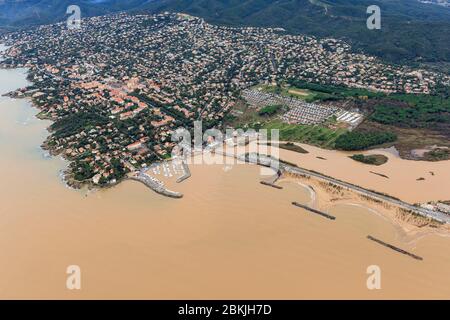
<box><xmin>2</xmin><ymin>96</ymin><xmax>450</xmax><ymax>298</ymax></box>
<box><xmin>0</xmin><ymin>62</ymin><xmax>120</xmax><ymax>191</ymax></box>
<box><xmin>1</xmin><ymin>13</ymin><xmax>450</xmax><ymax>299</ymax></box>
<box><xmin>0</xmin><ymin>66</ymin><xmax>187</xmax><ymax>197</ymax></box>
<box><xmin>3</xmin><ymin>66</ymin><xmax>450</xmax><ymax>231</ymax></box>
<box><xmin>0</xmin><ymin>63</ymin><xmax>95</xmax><ymax>191</ymax></box>
<box><xmin>277</xmin><ymin>173</ymin><xmax>449</xmax><ymax>238</ymax></box>
<box><xmin>263</xmin><ymin>141</ymin><xmax>450</xmax><ymax>204</ymax></box>
<box><xmin>0</xmin><ymin>45</ymin><xmax>449</xmax><ymax>231</ymax></box>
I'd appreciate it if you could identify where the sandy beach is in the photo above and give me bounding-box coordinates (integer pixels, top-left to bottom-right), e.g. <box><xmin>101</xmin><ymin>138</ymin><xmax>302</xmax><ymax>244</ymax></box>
<box><xmin>247</xmin><ymin>140</ymin><xmax>450</xmax><ymax>204</ymax></box>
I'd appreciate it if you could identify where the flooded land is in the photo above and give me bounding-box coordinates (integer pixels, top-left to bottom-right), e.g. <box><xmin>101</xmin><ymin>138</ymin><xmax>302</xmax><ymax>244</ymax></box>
<box><xmin>1</xmin><ymin>68</ymin><xmax>450</xmax><ymax>299</ymax></box>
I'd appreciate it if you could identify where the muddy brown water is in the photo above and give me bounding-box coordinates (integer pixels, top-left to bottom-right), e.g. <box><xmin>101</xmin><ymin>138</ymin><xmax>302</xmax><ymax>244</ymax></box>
<box><xmin>1</xmin><ymin>68</ymin><xmax>450</xmax><ymax>299</ymax></box>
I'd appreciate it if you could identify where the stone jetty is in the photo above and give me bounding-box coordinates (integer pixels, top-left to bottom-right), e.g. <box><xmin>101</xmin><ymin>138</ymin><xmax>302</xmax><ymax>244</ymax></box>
<box><xmin>176</xmin><ymin>161</ymin><xmax>191</xmax><ymax>183</ymax></box>
<box><xmin>129</xmin><ymin>173</ymin><xmax>183</xmax><ymax>199</ymax></box>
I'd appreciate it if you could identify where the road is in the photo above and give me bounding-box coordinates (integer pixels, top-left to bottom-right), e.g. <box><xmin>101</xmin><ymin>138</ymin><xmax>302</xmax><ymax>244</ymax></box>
<box><xmin>282</xmin><ymin>163</ymin><xmax>450</xmax><ymax>224</ymax></box>
<box><xmin>215</xmin><ymin>150</ymin><xmax>450</xmax><ymax>224</ymax></box>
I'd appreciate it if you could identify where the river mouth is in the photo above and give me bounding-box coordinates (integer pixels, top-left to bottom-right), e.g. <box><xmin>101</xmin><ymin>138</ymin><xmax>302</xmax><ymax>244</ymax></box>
<box><xmin>1</xmin><ymin>68</ymin><xmax>450</xmax><ymax>299</ymax></box>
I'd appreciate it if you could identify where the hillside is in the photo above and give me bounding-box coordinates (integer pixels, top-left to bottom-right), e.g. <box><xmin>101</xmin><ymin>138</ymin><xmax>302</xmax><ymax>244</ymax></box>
<box><xmin>0</xmin><ymin>0</ymin><xmax>150</xmax><ymax>28</ymax></box>
<box><xmin>0</xmin><ymin>0</ymin><xmax>449</xmax><ymax>66</ymax></box>
<box><xmin>141</xmin><ymin>0</ymin><xmax>450</xmax><ymax>65</ymax></box>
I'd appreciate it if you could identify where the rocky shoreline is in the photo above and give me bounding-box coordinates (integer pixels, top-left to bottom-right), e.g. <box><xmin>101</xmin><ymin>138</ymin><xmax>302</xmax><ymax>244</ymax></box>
<box><xmin>1</xmin><ymin>79</ymin><xmax>117</xmax><ymax>191</ymax></box>
<box><xmin>2</xmin><ymin>75</ymin><xmax>187</xmax><ymax>196</ymax></box>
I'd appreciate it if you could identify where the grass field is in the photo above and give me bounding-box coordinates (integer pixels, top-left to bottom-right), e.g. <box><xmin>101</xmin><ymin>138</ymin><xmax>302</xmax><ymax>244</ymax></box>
<box><xmin>252</xmin><ymin>84</ymin><xmax>319</xmax><ymax>102</ymax></box>
<box><xmin>287</xmin><ymin>88</ymin><xmax>311</xmax><ymax>97</ymax></box>
<box><xmin>263</xmin><ymin>120</ymin><xmax>347</xmax><ymax>149</ymax></box>
<box><xmin>227</xmin><ymin>99</ymin><xmax>286</xmax><ymax>129</ymax></box>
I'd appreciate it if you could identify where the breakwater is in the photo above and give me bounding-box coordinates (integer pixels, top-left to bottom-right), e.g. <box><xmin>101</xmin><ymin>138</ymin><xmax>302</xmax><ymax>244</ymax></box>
<box><xmin>129</xmin><ymin>175</ymin><xmax>183</xmax><ymax>199</ymax></box>
<box><xmin>367</xmin><ymin>236</ymin><xmax>423</xmax><ymax>261</ymax></box>
<box><xmin>260</xmin><ymin>181</ymin><xmax>283</xmax><ymax>189</ymax></box>
<box><xmin>176</xmin><ymin>160</ymin><xmax>191</xmax><ymax>183</ymax></box>
<box><xmin>292</xmin><ymin>202</ymin><xmax>336</xmax><ymax>220</ymax></box>
<box><xmin>278</xmin><ymin>158</ymin><xmax>450</xmax><ymax>224</ymax></box>
<box><xmin>204</xmin><ymin>150</ymin><xmax>450</xmax><ymax>224</ymax></box>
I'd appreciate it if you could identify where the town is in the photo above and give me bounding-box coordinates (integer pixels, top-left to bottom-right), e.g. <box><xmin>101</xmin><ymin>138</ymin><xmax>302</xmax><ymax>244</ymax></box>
<box><xmin>0</xmin><ymin>12</ymin><xmax>448</xmax><ymax>187</ymax></box>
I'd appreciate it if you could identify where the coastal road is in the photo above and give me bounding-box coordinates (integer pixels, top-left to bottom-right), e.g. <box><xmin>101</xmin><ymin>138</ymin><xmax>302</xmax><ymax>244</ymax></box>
<box><xmin>281</xmin><ymin>163</ymin><xmax>450</xmax><ymax>224</ymax></box>
<box><xmin>215</xmin><ymin>150</ymin><xmax>450</xmax><ymax>224</ymax></box>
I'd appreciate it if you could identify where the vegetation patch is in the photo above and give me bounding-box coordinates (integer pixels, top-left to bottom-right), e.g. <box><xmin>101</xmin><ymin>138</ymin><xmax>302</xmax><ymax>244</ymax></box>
<box><xmin>287</xmin><ymin>79</ymin><xmax>384</xmax><ymax>102</ymax></box>
<box><xmin>350</xmin><ymin>154</ymin><xmax>388</xmax><ymax>166</ymax></box>
<box><xmin>370</xmin><ymin>92</ymin><xmax>450</xmax><ymax>129</ymax></box>
<box><xmin>50</xmin><ymin>109</ymin><xmax>109</xmax><ymax>139</ymax></box>
<box><xmin>335</xmin><ymin>131</ymin><xmax>397</xmax><ymax>151</ymax></box>
<box><xmin>367</xmin><ymin>86</ymin><xmax>450</xmax><ymax>152</ymax></box>
<box><xmin>264</xmin><ymin>120</ymin><xmax>347</xmax><ymax>149</ymax></box>
<box><xmin>258</xmin><ymin>104</ymin><xmax>282</xmax><ymax>117</ymax></box>
<box><xmin>278</xmin><ymin>142</ymin><xmax>309</xmax><ymax>154</ymax></box>
<box><xmin>423</xmin><ymin>148</ymin><xmax>450</xmax><ymax>161</ymax></box>
<box><xmin>357</xmin><ymin>120</ymin><xmax>450</xmax><ymax>159</ymax></box>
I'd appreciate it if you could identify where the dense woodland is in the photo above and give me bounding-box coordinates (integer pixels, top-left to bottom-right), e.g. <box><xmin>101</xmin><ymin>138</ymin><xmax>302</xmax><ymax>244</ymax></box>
<box><xmin>335</xmin><ymin>131</ymin><xmax>397</xmax><ymax>150</ymax></box>
<box><xmin>50</xmin><ymin>108</ymin><xmax>109</xmax><ymax>139</ymax></box>
<box><xmin>370</xmin><ymin>86</ymin><xmax>450</xmax><ymax>129</ymax></box>
<box><xmin>286</xmin><ymin>80</ymin><xmax>450</xmax><ymax>150</ymax></box>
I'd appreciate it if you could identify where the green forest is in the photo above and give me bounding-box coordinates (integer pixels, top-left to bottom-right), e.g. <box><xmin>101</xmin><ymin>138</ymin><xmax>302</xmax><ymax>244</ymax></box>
<box><xmin>370</xmin><ymin>88</ymin><xmax>450</xmax><ymax>128</ymax></box>
<box><xmin>335</xmin><ymin>131</ymin><xmax>397</xmax><ymax>151</ymax></box>
<box><xmin>50</xmin><ymin>109</ymin><xmax>109</xmax><ymax>139</ymax></box>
